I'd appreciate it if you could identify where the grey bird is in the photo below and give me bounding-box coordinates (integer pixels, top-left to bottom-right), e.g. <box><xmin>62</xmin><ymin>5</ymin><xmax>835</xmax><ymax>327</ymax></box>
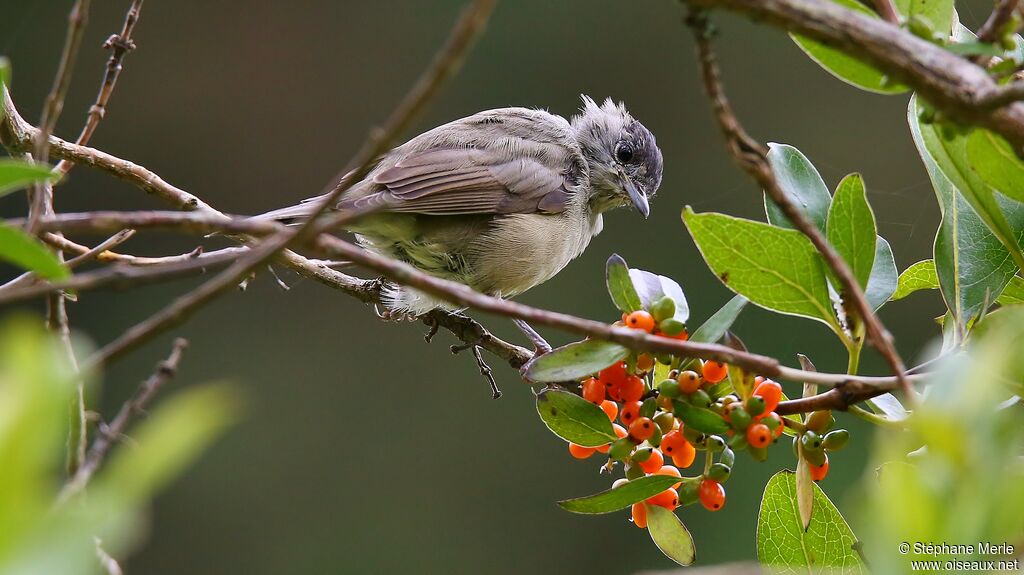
<box><xmin>259</xmin><ymin>95</ymin><xmax>663</xmax><ymax>318</ymax></box>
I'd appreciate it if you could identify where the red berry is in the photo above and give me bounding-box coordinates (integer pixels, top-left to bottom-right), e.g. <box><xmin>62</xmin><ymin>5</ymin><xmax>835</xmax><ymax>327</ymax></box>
<box><xmin>631</xmin><ymin>502</ymin><xmax>648</xmax><ymax>528</ymax></box>
<box><xmin>645</xmin><ymin>488</ymin><xmax>679</xmax><ymax>510</ymax></box>
<box><xmin>620</xmin><ymin>401</ymin><xmax>642</xmax><ymax>426</ymax></box>
<box><xmin>582</xmin><ymin>377</ymin><xmax>605</xmax><ymax>404</ymax></box>
<box><xmin>754</xmin><ymin>380</ymin><xmax>783</xmax><ymax>413</ymax></box>
<box><xmin>569</xmin><ymin>443</ymin><xmax>596</xmax><ymax>459</ymax></box>
<box><xmin>671</xmin><ymin>439</ymin><xmax>697</xmax><ymax>469</ymax></box>
<box><xmin>698</xmin><ymin>479</ymin><xmax>726</xmax><ymax>511</ymax></box>
<box><xmin>677</xmin><ymin>370</ymin><xmax>702</xmax><ymax>394</ymax></box>
<box><xmin>599</xmin><ymin>362</ymin><xmax>628</xmax><ymax>387</ymax></box>
<box><xmin>599</xmin><ymin>400</ymin><xmax>618</xmax><ymax>422</ymax></box>
<box><xmin>702</xmin><ymin>360</ymin><xmax>728</xmax><ymax>383</ymax></box>
<box><xmin>637</xmin><ymin>448</ymin><xmax>664</xmax><ymax>474</ymax></box>
<box><xmin>660</xmin><ymin>431</ymin><xmax>687</xmax><ymax>456</ymax></box>
<box><xmin>746</xmin><ymin>423</ymin><xmax>772</xmax><ymax>448</ymax></box>
<box><xmin>655</xmin><ymin>464</ymin><xmax>682</xmax><ymax>489</ymax></box>
<box><xmin>625</xmin><ymin>310</ymin><xmax>656</xmax><ymax>332</ymax></box>
<box><xmin>810</xmin><ymin>454</ymin><xmax>830</xmax><ymax>481</ymax></box>
<box><xmin>620</xmin><ymin>375</ymin><xmax>645</xmax><ymax>403</ymax></box>
<box><xmin>628</xmin><ymin>417</ymin><xmax>656</xmax><ymax>442</ymax></box>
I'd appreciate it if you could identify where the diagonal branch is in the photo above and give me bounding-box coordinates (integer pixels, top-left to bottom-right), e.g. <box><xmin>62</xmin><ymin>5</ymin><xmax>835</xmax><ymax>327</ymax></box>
<box><xmin>686</xmin><ymin>12</ymin><xmax>915</xmax><ymax>405</ymax></box>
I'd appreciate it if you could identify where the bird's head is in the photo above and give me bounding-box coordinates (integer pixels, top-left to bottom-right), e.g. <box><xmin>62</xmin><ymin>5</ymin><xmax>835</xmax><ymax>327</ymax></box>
<box><xmin>571</xmin><ymin>95</ymin><xmax>663</xmax><ymax>218</ymax></box>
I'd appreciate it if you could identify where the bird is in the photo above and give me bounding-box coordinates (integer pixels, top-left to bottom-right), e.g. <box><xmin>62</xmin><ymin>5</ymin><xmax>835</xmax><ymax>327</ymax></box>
<box><xmin>257</xmin><ymin>95</ymin><xmax>663</xmax><ymax>319</ymax></box>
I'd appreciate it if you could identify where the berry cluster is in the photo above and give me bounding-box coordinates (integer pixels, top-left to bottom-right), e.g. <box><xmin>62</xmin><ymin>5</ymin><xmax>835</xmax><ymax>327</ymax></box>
<box><xmin>561</xmin><ymin>296</ymin><xmax>850</xmax><ymax>530</ymax></box>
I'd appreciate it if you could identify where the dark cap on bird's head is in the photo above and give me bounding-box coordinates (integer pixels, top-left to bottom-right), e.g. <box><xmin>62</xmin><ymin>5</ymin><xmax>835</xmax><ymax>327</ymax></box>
<box><xmin>571</xmin><ymin>95</ymin><xmax>664</xmax><ymax>218</ymax></box>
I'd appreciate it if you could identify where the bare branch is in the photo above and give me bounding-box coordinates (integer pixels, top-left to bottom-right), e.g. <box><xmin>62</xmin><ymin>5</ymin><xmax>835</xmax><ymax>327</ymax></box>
<box><xmin>686</xmin><ymin>13</ymin><xmax>915</xmax><ymax>404</ymax></box>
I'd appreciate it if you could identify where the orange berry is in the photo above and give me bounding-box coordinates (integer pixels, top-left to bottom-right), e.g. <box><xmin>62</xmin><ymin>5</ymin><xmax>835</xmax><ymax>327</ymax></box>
<box><xmin>809</xmin><ymin>454</ymin><xmax>830</xmax><ymax>481</ymax></box>
<box><xmin>599</xmin><ymin>362</ymin><xmax>628</xmax><ymax>387</ymax></box>
<box><xmin>666</xmin><ymin>329</ymin><xmax>689</xmax><ymax>341</ymax></box>
<box><xmin>761</xmin><ymin>411</ymin><xmax>785</xmax><ymax>438</ymax></box>
<box><xmin>660</xmin><ymin>431</ymin><xmax>687</xmax><ymax>456</ymax></box>
<box><xmin>701</xmin><ymin>360</ymin><xmax>728</xmax><ymax>383</ymax></box>
<box><xmin>599</xmin><ymin>400</ymin><xmax>618</xmax><ymax>422</ymax></box>
<box><xmin>646</xmin><ymin>488</ymin><xmax>679</xmax><ymax>510</ymax></box>
<box><xmin>631</xmin><ymin>502</ymin><xmax>648</xmax><ymax>528</ymax></box>
<box><xmin>620</xmin><ymin>375</ymin><xmax>645</xmax><ymax>403</ymax></box>
<box><xmin>747</xmin><ymin>423</ymin><xmax>772</xmax><ymax>448</ymax></box>
<box><xmin>657</xmin><ymin>394</ymin><xmax>674</xmax><ymax>411</ymax></box>
<box><xmin>638</xmin><ymin>448</ymin><xmax>664</xmax><ymax>474</ymax></box>
<box><xmin>671</xmin><ymin>439</ymin><xmax>697</xmax><ymax>469</ymax></box>
<box><xmin>698</xmin><ymin>479</ymin><xmax>726</xmax><ymax>511</ymax></box>
<box><xmin>582</xmin><ymin>377</ymin><xmax>605</xmax><ymax>404</ymax></box>
<box><xmin>628</xmin><ymin>417</ymin><xmax>656</xmax><ymax>442</ymax></box>
<box><xmin>569</xmin><ymin>443</ymin><xmax>596</xmax><ymax>459</ymax></box>
<box><xmin>676</xmin><ymin>370</ymin><xmax>702</xmax><ymax>394</ymax></box>
<box><xmin>620</xmin><ymin>401</ymin><xmax>642</xmax><ymax>426</ymax></box>
<box><xmin>636</xmin><ymin>353</ymin><xmax>655</xmax><ymax>372</ymax></box>
<box><xmin>754</xmin><ymin>380</ymin><xmax>783</xmax><ymax>413</ymax></box>
<box><xmin>655</xmin><ymin>464</ymin><xmax>683</xmax><ymax>489</ymax></box>
<box><xmin>625</xmin><ymin>310</ymin><xmax>656</xmax><ymax>332</ymax></box>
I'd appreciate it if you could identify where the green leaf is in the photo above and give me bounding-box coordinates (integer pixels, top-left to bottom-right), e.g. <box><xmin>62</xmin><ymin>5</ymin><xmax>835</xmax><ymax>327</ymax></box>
<box><xmin>535</xmin><ymin>389</ymin><xmax>616</xmax><ymax>447</ymax></box>
<box><xmin>98</xmin><ymin>382</ymin><xmax>239</xmax><ymax>504</ymax></box>
<box><xmin>999</xmin><ymin>276</ymin><xmax>1024</xmax><ymax>304</ymax></box>
<box><xmin>606</xmin><ymin>254</ymin><xmax>642</xmax><ymax>313</ymax></box>
<box><xmin>683</xmin><ymin>208</ymin><xmax>840</xmax><ymax>333</ymax></box>
<box><xmin>908</xmin><ymin>97</ymin><xmax>1024</xmax><ymax>329</ymax></box>
<box><xmin>892</xmin><ymin>259</ymin><xmax>938</xmax><ymax>300</ymax></box>
<box><xmin>0</xmin><ymin>159</ymin><xmax>59</xmax><ymax>199</ymax></box>
<box><xmin>966</xmin><ymin>129</ymin><xmax>1024</xmax><ymax>204</ymax></box>
<box><xmin>865</xmin><ymin>236</ymin><xmax>898</xmax><ymax>310</ymax></box>
<box><xmin>646</xmin><ymin>504</ymin><xmax>696</xmax><ymax>567</ymax></box>
<box><xmin>523</xmin><ymin>340</ymin><xmax>629</xmax><ymax>383</ymax></box>
<box><xmin>688</xmin><ymin>295</ymin><xmax>748</xmax><ymax>344</ymax></box>
<box><xmin>944</xmin><ymin>42</ymin><xmax>1005</xmax><ymax>57</ymax></box>
<box><xmin>894</xmin><ymin>0</ymin><xmax>954</xmax><ymax>36</ymax></box>
<box><xmin>628</xmin><ymin>269</ymin><xmax>689</xmax><ymax>324</ymax></box>
<box><xmin>673</xmin><ymin>401</ymin><xmax>729</xmax><ymax>435</ymax></box>
<box><xmin>0</xmin><ymin>222</ymin><xmax>69</xmax><ymax>280</ymax></box>
<box><xmin>558</xmin><ymin>475</ymin><xmax>687</xmax><ymax>514</ymax></box>
<box><xmin>791</xmin><ymin>0</ymin><xmax>908</xmax><ymax>94</ymax></box>
<box><xmin>826</xmin><ymin>173</ymin><xmax>877</xmax><ymax>290</ymax></box>
<box><xmin>764</xmin><ymin>143</ymin><xmax>832</xmax><ymax>233</ymax></box>
<box><xmin>757</xmin><ymin>471</ymin><xmax>865</xmax><ymax>573</ymax></box>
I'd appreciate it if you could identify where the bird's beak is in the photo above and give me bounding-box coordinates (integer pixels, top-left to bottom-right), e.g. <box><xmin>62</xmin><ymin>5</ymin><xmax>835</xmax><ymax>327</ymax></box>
<box><xmin>619</xmin><ymin>171</ymin><xmax>649</xmax><ymax>219</ymax></box>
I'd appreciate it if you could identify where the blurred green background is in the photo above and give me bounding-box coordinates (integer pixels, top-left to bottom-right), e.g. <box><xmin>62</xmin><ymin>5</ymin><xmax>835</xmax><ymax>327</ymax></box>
<box><xmin>0</xmin><ymin>1</ymin><xmax>993</xmax><ymax>572</ymax></box>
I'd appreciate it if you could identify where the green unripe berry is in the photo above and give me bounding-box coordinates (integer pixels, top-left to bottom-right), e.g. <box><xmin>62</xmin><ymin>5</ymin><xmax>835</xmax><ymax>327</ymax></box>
<box><xmin>656</xmin><ymin>353</ymin><xmax>674</xmax><ymax>365</ymax></box>
<box><xmin>625</xmin><ymin>461</ymin><xmax>645</xmax><ymax>480</ymax></box>
<box><xmin>705</xmin><ymin>434</ymin><xmax>726</xmax><ymax>453</ymax></box>
<box><xmin>658</xmin><ymin>318</ymin><xmax>686</xmax><ymax>336</ymax></box>
<box><xmin>651</xmin><ymin>296</ymin><xmax>676</xmax><ymax>323</ymax></box>
<box><xmin>805</xmin><ymin>410</ymin><xmax>834</xmax><ymax>433</ymax></box>
<box><xmin>653</xmin><ymin>411</ymin><xmax>675</xmax><ymax>434</ymax></box>
<box><xmin>822</xmin><ymin>429</ymin><xmax>850</xmax><ymax>451</ymax></box>
<box><xmin>720</xmin><ymin>446</ymin><xmax>736</xmax><ymax>467</ymax></box>
<box><xmin>728</xmin><ymin>406</ymin><xmax>752</xmax><ymax>431</ymax></box>
<box><xmin>609</xmin><ymin>437</ymin><xmax>634</xmax><ymax>461</ymax></box>
<box><xmin>648</xmin><ymin>423</ymin><xmax>663</xmax><ymax>447</ymax></box>
<box><xmin>631</xmin><ymin>447</ymin><xmax>654</xmax><ymax>463</ymax></box>
<box><xmin>800</xmin><ymin>430</ymin><xmax>823</xmax><ymax>452</ymax></box>
<box><xmin>729</xmin><ymin>432</ymin><xmax>748</xmax><ymax>451</ymax></box>
<box><xmin>689</xmin><ymin>389</ymin><xmax>712</xmax><ymax>408</ymax></box>
<box><xmin>802</xmin><ymin>445</ymin><xmax>826</xmax><ymax>467</ymax></box>
<box><xmin>640</xmin><ymin>397</ymin><xmax>658</xmax><ymax>419</ymax></box>
<box><xmin>745</xmin><ymin>395</ymin><xmax>766</xmax><ymax>417</ymax></box>
<box><xmin>682</xmin><ymin>424</ymin><xmax>704</xmax><ymax>445</ymax></box>
<box><xmin>749</xmin><ymin>444</ymin><xmax>769</xmax><ymax>462</ymax></box>
<box><xmin>707</xmin><ymin>462</ymin><xmax>732</xmax><ymax>482</ymax></box>
<box><xmin>658</xmin><ymin>378</ymin><xmax>681</xmax><ymax>398</ymax></box>
<box><xmin>678</xmin><ymin>478</ymin><xmax>700</xmax><ymax>506</ymax></box>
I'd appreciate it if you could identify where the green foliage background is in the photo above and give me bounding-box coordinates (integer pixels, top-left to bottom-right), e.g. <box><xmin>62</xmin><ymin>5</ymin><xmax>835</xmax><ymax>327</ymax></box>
<box><xmin>0</xmin><ymin>0</ymin><xmax>1004</xmax><ymax>573</ymax></box>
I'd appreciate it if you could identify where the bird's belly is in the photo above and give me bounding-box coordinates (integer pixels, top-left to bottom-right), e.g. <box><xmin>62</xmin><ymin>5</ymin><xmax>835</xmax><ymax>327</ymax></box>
<box><xmin>468</xmin><ymin>212</ymin><xmax>596</xmax><ymax>297</ymax></box>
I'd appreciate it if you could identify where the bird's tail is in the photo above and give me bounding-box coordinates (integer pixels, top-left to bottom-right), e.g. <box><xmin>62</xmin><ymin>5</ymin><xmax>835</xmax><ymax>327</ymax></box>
<box><xmin>250</xmin><ymin>202</ymin><xmax>317</xmax><ymax>225</ymax></box>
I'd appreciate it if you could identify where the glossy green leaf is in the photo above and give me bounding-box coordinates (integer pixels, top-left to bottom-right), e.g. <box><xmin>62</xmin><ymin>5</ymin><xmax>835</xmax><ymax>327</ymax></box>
<box><xmin>764</xmin><ymin>143</ymin><xmax>832</xmax><ymax>233</ymax></box>
<box><xmin>536</xmin><ymin>389</ymin><xmax>616</xmax><ymax>447</ymax></box>
<box><xmin>606</xmin><ymin>254</ymin><xmax>642</xmax><ymax>313</ymax></box>
<box><xmin>628</xmin><ymin>269</ymin><xmax>689</xmax><ymax>324</ymax></box>
<box><xmin>683</xmin><ymin>208</ymin><xmax>840</xmax><ymax>333</ymax></box>
<box><xmin>909</xmin><ymin>97</ymin><xmax>1024</xmax><ymax>329</ymax></box>
<box><xmin>757</xmin><ymin>471</ymin><xmax>865</xmax><ymax>573</ymax></box>
<box><xmin>673</xmin><ymin>401</ymin><xmax>729</xmax><ymax>435</ymax></box>
<box><xmin>0</xmin><ymin>159</ymin><xmax>59</xmax><ymax>199</ymax></box>
<box><xmin>999</xmin><ymin>276</ymin><xmax>1024</xmax><ymax>304</ymax></box>
<box><xmin>0</xmin><ymin>222</ymin><xmax>69</xmax><ymax>281</ymax></box>
<box><xmin>892</xmin><ymin>259</ymin><xmax>938</xmax><ymax>300</ymax></box>
<box><xmin>866</xmin><ymin>236</ymin><xmax>898</xmax><ymax>309</ymax></box>
<box><xmin>646</xmin><ymin>504</ymin><xmax>696</xmax><ymax>567</ymax></box>
<box><xmin>558</xmin><ymin>475</ymin><xmax>686</xmax><ymax>514</ymax></box>
<box><xmin>894</xmin><ymin>0</ymin><xmax>954</xmax><ymax>36</ymax></box>
<box><xmin>791</xmin><ymin>0</ymin><xmax>908</xmax><ymax>94</ymax></box>
<box><xmin>523</xmin><ymin>340</ymin><xmax>629</xmax><ymax>383</ymax></box>
<box><xmin>688</xmin><ymin>295</ymin><xmax>748</xmax><ymax>345</ymax></box>
<box><xmin>826</xmin><ymin>173</ymin><xmax>876</xmax><ymax>290</ymax></box>
<box><xmin>966</xmin><ymin>129</ymin><xmax>1024</xmax><ymax>204</ymax></box>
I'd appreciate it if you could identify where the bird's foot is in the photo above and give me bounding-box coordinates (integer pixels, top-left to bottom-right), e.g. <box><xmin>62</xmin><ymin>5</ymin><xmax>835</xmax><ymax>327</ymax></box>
<box><xmin>373</xmin><ymin>304</ymin><xmax>419</xmax><ymax>322</ymax></box>
<box><xmin>512</xmin><ymin>319</ymin><xmax>552</xmax><ymax>355</ymax></box>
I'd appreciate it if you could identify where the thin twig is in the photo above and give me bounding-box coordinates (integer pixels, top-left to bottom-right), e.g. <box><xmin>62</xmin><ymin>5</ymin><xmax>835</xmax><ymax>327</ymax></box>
<box><xmin>56</xmin><ymin>0</ymin><xmax>145</xmax><ymax>176</ymax></box>
<box><xmin>686</xmin><ymin>12</ymin><xmax>916</xmax><ymax>406</ymax></box>
<box><xmin>79</xmin><ymin>0</ymin><xmax>496</xmax><ymax>372</ymax></box>
<box><xmin>60</xmin><ymin>338</ymin><xmax>189</xmax><ymax>502</ymax></box>
<box><xmin>978</xmin><ymin>0</ymin><xmax>1021</xmax><ymax>45</ymax></box>
<box><xmin>871</xmin><ymin>0</ymin><xmax>900</xmax><ymax>24</ymax></box>
<box><xmin>0</xmin><ymin>229</ymin><xmax>135</xmax><ymax>290</ymax></box>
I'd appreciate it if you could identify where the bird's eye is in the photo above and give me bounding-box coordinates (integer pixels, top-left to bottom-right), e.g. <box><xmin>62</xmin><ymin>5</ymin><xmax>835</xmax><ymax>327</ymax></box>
<box><xmin>615</xmin><ymin>141</ymin><xmax>634</xmax><ymax>164</ymax></box>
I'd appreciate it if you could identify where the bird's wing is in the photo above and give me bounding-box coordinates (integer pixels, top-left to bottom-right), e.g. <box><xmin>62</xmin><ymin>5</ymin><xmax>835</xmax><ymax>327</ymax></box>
<box><xmin>364</xmin><ymin>146</ymin><xmax>574</xmax><ymax>215</ymax></box>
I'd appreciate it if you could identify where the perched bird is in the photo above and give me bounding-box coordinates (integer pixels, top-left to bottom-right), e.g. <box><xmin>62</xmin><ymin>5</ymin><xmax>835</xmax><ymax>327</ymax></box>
<box><xmin>259</xmin><ymin>95</ymin><xmax>663</xmax><ymax>317</ymax></box>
